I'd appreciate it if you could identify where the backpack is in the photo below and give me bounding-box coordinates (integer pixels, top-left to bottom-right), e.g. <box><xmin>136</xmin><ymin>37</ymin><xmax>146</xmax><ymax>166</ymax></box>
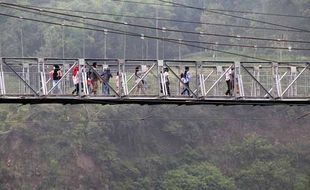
<box><xmin>72</xmin><ymin>66</ymin><xmax>78</xmax><ymax>77</ymax></box>
<box><xmin>88</xmin><ymin>67</ymin><xmax>98</xmax><ymax>80</ymax></box>
<box><xmin>184</xmin><ymin>71</ymin><xmax>190</xmax><ymax>83</ymax></box>
<box><xmin>53</xmin><ymin>69</ymin><xmax>61</xmax><ymax>80</ymax></box>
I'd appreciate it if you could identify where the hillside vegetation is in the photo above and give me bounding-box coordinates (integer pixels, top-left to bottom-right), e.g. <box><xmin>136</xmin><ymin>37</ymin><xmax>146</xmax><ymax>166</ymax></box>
<box><xmin>0</xmin><ymin>104</ymin><xmax>309</xmax><ymax>189</ymax></box>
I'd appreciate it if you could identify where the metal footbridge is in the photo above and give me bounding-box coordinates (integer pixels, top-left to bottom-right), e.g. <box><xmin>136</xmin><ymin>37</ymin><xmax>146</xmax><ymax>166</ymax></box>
<box><xmin>0</xmin><ymin>58</ymin><xmax>309</xmax><ymax>105</ymax></box>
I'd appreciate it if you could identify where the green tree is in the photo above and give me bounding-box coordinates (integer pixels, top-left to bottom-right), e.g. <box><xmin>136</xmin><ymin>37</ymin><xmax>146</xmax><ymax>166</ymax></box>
<box><xmin>230</xmin><ymin>134</ymin><xmax>309</xmax><ymax>190</ymax></box>
<box><xmin>160</xmin><ymin>162</ymin><xmax>236</xmax><ymax>190</ymax></box>
<box><xmin>235</xmin><ymin>159</ymin><xmax>308</xmax><ymax>190</ymax></box>
<box><xmin>231</xmin><ymin>134</ymin><xmax>275</xmax><ymax>166</ymax></box>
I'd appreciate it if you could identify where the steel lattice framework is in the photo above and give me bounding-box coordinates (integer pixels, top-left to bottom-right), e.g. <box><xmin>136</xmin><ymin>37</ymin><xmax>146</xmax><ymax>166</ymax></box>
<box><xmin>0</xmin><ymin>58</ymin><xmax>309</xmax><ymax>105</ymax></box>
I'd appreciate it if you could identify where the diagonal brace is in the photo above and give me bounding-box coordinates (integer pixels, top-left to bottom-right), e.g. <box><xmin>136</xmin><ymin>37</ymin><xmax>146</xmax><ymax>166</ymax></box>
<box><xmin>85</xmin><ymin>62</ymin><xmax>120</xmax><ymax>97</ymax></box>
<box><xmin>205</xmin><ymin>64</ymin><xmax>233</xmax><ymax>96</ymax></box>
<box><xmin>281</xmin><ymin>64</ymin><xmax>309</xmax><ymax>97</ymax></box>
<box><xmin>128</xmin><ymin>63</ymin><xmax>156</xmax><ymax>95</ymax></box>
<box><xmin>165</xmin><ymin>64</ymin><xmax>198</xmax><ymax>98</ymax></box>
<box><xmin>3</xmin><ymin>59</ymin><xmax>39</xmax><ymax>96</ymax></box>
<box><xmin>47</xmin><ymin>62</ymin><xmax>77</xmax><ymax>95</ymax></box>
<box><xmin>241</xmin><ymin>64</ymin><xmax>273</xmax><ymax>99</ymax></box>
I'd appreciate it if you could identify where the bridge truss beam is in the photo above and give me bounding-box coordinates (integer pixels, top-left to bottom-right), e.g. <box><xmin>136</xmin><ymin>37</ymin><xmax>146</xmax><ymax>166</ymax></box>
<box><xmin>0</xmin><ymin>57</ymin><xmax>309</xmax><ymax>105</ymax></box>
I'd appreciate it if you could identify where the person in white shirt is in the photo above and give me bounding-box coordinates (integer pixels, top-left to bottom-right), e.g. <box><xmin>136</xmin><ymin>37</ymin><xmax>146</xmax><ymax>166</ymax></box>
<box><xmin>71</xmin><ymin>66</ymin><xmax>80</xmax><ymax>95</ymax></box>
<box><xmin>182</xmin><ymin>66</ymin><xmax>191</xmax><ymax>96</ymax></box>
<box><xmin>180</xmin><ymin>73</ymin><xmax>186</xmax><ymax>95</ymax></box>
<box><xmin>163</xmin><ymin>67</ymin><xmax>170</xmax><ymax>96</ymax></box>
<box><xmin>225</xmin><ymin>67</ymin><xmax>232</xmax><ymax>96</ymax></box>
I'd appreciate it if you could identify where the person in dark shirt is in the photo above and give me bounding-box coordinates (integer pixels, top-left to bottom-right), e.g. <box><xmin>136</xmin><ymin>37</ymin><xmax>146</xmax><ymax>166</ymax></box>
<box><xmin>89</xmin><ymin>62</ymin><xmax>99</xmax><ymax>96</ymax></box>
<box><xmin>49</xmin><ymin>64</ymin><xmax>63</xmax><ymax>94</ymax></box>
<box><xmin>101</xmin><ymin>67</ymin><xmax>113</xmax><ymax>95</ymax></box>
<box><xmin>134</xmin><ymin>66</ymin><xmax>146</xmax><ymax>95</ymax></box>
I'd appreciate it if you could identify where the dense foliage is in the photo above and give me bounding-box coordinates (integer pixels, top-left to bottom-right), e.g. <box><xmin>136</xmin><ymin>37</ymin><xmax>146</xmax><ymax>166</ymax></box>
<box><xmin>0</xmin><ymin>104</ymin><xmax>309</xmax><ymax>189</ymax></box>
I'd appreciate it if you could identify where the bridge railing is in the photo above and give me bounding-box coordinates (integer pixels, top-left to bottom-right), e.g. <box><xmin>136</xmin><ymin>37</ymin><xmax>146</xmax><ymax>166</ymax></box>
<box><xmin>240</xmin><ymin>62</ymin><xmax>310</xmax><ymax>98</ymax></box>
<box><xmin>0</xmin><ymin>57</ymin><xmax>309</xmax><ymax>100</ymax></box>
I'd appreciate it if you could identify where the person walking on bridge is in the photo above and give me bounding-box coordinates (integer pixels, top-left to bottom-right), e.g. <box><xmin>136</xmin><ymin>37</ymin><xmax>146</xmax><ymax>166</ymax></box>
<box><xmin>181</xmin><ymin>66</ymin><xmax>191</xmax><ymax>96</ymax></box>
<box><xmin>134</xmin><ymin>66</ymin><xmax>146</xmax><ymax>95</ymax></box>
<box><xmin>163</xmin><ymin>67</ymin><xmax>170</xmax><ymax>96</ymax></box>
<box><xmin>71</xmin><ymin>65</ymin><xmax>80</xmax><ymax>96</ymax></box>
<box><xmin>89</xmin><ymin>62</ymin><xmax>100</xmax><ymax>96</ymax></box>
<box><xmin>225</xmin><ymin>67</ymin><xmax>232</xmax><ymax>96</ymax></box>
<box><xmin>49</xmin><ymin>64</ymin><xmax>63</xmax><ymax>95</ymax></box>
<box><xmin>101</xmin><ymin>67</ymin><xmax>113</xmax><ymax>95</ymax></box>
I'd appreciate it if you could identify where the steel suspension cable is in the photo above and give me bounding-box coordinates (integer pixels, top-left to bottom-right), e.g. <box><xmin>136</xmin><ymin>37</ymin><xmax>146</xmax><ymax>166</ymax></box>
<box><xmin>20</xmin><ymin>4</ymin><xmax>309</xmax><ymax>33</ymax></box>
<box><xmin>1</xmin><ymin>2</ymin><xmax>310</xmax><ymax>45</ymax></box>
<box><xmin>158</xmin><ymin>0</ymin><xmax>310</xmax><ymax>33</ymax></box>
<box><xmin>2</xmin><ymin>4</ymin><xmax>309</xmax><ymax>51</ymax></box>
<box><xmin>0</xmin><ymin>11</ymin><xmax>278</xmax><ymax>62</ymax></box>
<box><xmin>113</xmin><ymin>0</ymin><xmax>310</xmax><ymax>19</ymax></box>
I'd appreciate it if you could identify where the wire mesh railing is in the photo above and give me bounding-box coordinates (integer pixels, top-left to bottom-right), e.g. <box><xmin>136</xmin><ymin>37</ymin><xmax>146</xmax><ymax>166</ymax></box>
<box><xmin>0</xmin><ymin>58</ymin><xmax>309</xmax><ymax>101</ymax></box>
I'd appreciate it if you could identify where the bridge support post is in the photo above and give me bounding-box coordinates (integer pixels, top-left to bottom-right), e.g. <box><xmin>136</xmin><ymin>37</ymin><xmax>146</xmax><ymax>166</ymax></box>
<box><xmin>289</xmin><ymin>67</ymin><xmax>297</xmax><ymax>97</ymax></box>
<box><xmin>160</xmin><ymin>72</ymin><xmax>167</xmax><ymax>96</ymax></box>
<box><xmin>0</xmin><ymin>58</ymin><xmax>6</xmax><ymax>95</ymax></box>
<box><xmin>78</xmin><ymin>59</ymin><xmax>88</xmax><ymax>95</ymax></box>
<box><xmin>215</xmin><ymin>66</ymin><xmax>223</xmax><ymax>96</ymax></box>
<box><xmin>22</xmin><ymin>62</ymin><xmax>30</xmax><ymax>94</ymax></box>
<box><xmin>63</xmin><ymin>62</ymin><xmax>70</xmax><ymax>95</ymax></box>
<box><xmin>272</xmin><ymin>62</ymin><xmax>281</xmax><ymax>98</ymax></box>
<box><xmin>119</xmin><ymin>59</ymin><xmax>127</xmax><ymax>96</ymax></box>
<box><xmin>38</xmin><ymin>58</ymin><xmax>47</xmax><ymax>95</ymax></box>
<box><xmin>197</xmin><ymin>63</ymin><xmax>205</xmax><ymax>96</ymax></box>
<box><xmin>158</xmin><ymin>60</ymin><xmax>164</xmax><ymax>96</ymax></box>
<box><xmin>234</xmin><ymin>62</ymin><xmax>244</xmax><ymax>97</ymax></box>
<box><xmin>195</xmin><ymin>61</ymin><xmax>199</xmax><ymax>97</ymax></box>
<box><xmin>251</xmin><ymin>66</ymin><xmax>261</xmax><ymax>96</ymax></box>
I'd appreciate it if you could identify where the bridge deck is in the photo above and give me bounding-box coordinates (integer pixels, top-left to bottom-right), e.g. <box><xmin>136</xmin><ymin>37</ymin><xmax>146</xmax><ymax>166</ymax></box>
<box><xmin>1</xmin><ymin>95</ymin><xmax>309</xmax><ymax>105</ymax></box>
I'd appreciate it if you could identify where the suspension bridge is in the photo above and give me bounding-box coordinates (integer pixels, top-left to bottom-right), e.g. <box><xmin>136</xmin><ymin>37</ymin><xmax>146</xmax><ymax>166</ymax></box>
<box><xmin>0</xmin><ymin>57</ymin><xmax>309</xmax><ymax>105</ymax></box>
